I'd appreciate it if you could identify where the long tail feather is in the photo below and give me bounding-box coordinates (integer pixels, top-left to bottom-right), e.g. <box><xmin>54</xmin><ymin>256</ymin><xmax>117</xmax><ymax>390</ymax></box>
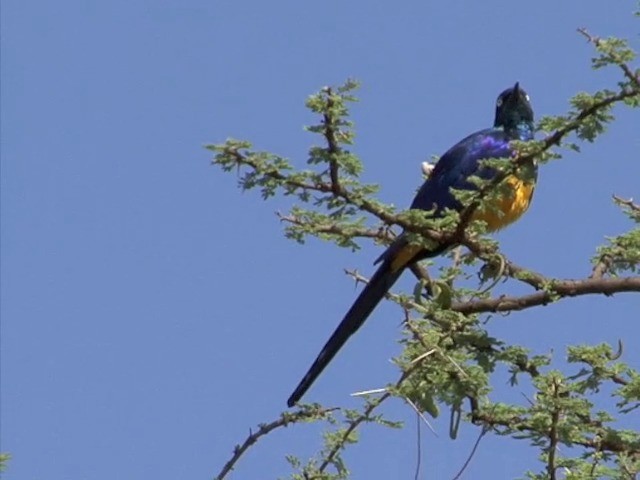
<box><xmin>287</xmin><ymin>259</ymin><xmax>405</xmax><ymax>407</ymax></box>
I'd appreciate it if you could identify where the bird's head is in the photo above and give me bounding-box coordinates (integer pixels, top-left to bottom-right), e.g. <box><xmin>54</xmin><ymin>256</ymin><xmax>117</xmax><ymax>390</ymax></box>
<box><xmin>494</xmin><ymin>82</ymin><xmax>534</xmax><ymax>132</ymax></box>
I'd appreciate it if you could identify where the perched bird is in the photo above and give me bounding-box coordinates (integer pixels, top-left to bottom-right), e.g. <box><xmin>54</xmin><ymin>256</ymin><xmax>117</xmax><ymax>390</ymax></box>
<box><xmin>287</xmin><ymin>83</ymin><xmax>536</xmax><ymax>407</ymax></box>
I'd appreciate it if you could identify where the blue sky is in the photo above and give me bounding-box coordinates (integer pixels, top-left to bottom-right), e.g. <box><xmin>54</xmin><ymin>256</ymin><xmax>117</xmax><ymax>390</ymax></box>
<box><xmin>2</xmin><ymin>1</ymin><xmax>639</xmax><ymax>478</ymax></box>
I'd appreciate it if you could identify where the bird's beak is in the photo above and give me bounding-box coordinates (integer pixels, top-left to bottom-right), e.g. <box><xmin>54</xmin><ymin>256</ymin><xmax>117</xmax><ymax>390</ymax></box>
<box><xmin>513</xmin><ymin>82</ymin><xmax>520</xmax><ymax>96</ymax></box>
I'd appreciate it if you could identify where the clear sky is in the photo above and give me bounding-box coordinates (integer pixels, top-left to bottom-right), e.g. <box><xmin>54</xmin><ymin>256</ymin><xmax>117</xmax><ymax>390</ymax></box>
<box><xmin>2</xmin><ymin>0</ymin><xmax>639</xmax><ymax>478</ymax></box>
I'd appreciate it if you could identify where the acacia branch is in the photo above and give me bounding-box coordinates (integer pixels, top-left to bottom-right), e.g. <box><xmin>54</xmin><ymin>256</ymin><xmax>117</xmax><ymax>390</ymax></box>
<box><xmin>577</xmin><ymin>28</ymin><xmax>640</xmax><ymax>88</ymax></box>
<box><xmin>221</xmin><ymin>145</ymin><xmax>439</xmax><ymax>238</ymax></box>
<box><xmin>344</xmin><ymin>255</ymin><xmax>639</xmax><ymax>316</ymax></box>
<box><xmin>469</xmin><ymin>406</ymin><xmax>640</xmax><ymax>455</ymax></box>
<box><xmin>215</xmin><ymin>406</ymin><xmax>336</xmax><ymax>480</ymax></box>
<box><xmin>315</xmin><ymin>393</ymin><xmax>390</xmax><ymax>475</ymax></box>
<box><xmin>277</xmin><ymin>212</ymin><xmax>395</xmax><ymax>243</ymax></box>
<box><xmin>315</xmin><ymin>355</ymin><xmax>436</xmax><ymax>476</ymax></box>
<box><xmin>452</xmin><ymin>276</ymin><xmax>640</xmax><ymax>314</ymax></box>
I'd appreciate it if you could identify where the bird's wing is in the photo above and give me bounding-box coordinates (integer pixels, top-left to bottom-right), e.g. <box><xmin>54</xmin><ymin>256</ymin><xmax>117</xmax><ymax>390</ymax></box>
<box><xmin>375</xmin><ymin>128</ymin><xmax>512</xmax><ymax>266</ymax></box>
<box><xmin>411</xmin><ymin>128</ymin><xmax>511</xmax><ymax>214</ymax></box>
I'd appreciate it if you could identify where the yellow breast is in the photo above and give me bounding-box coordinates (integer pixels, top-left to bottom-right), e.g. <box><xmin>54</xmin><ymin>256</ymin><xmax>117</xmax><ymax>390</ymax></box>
<box><xmin>389</xmin><ymin>174</ymin><xmax>535</xmax><ymax>272</ymax></box>
<box><xmin>471</xmin><ymin>174</ymin><xmax>535</xmax><ymax>231</ymax></box>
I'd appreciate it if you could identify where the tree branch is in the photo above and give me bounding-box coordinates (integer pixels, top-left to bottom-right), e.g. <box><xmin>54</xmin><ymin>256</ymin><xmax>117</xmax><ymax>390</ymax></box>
<box><xmin>452</xmin><ymin>276</ymin><xmax>640</xmax><ymax>314</ymax></box>
<box><xmin>277</xmin><ymin>212</ymin><xmax>394</xmax><ymax>243</ymax></box>
<box><xmin>577</xmin><ymin>27</ymin><xmax>640</xmax><ymax>89</ymax></box>
<box><xmin>469</xmin><ymin>406</ymin><xmax>640</xmax><ymax>455</ymax></box>
<box><xmin>215</xmin><ymin>406</ymin><xmax>336</xmax><ymax>480</ymax></box>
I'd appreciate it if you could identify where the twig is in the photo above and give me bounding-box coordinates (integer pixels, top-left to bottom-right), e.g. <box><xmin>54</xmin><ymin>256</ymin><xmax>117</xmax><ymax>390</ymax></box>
<box><xmin>613</xmin><ymin>194</ymin><xmax>640</xmax><ymax>212</ymax></box>
<box><xmin>577</xmin><ymin>28</ymin><xmax>640</xmax><ymax>88</ymax></box>
<box><xmin>316</xmin><ymin>360</ymin><xmax>427</xmax><ymax>474</ymax></box>
<box><xmin>451</xmin><ymin>427</ymin><xmax>487</xmax><ymax>480</ymax></box>
<box><xmin>444</xmin><ymin>353</ymin><xmax>470</xmax><ymax>379</ymax></box>
<box><xmin>405</xmin><ymin>396</ymin><xmax>438</xmax><ymax>436</ymax></box>
<box><xmin>215</xmin><ymin>406</ymin><xmax>336</xmax><ymax>480</ymax></box>
<box><xmin>409</xmin><ymin>262</ymin><xmax>432</xmax><ymax>286</ymax></box>
<box><xmin>475</xmin><ymin>254</ymin><xmax>506</xmax><ymax>295</ymax></box>
<box><xmin>316</xmin><ymin>393</ymin><xmax>390</xmax><ymax>472</ymax></box>
<box><xmin>351</xmin><ymin>387</ymin><xmax>388</xmax><ymax>396</ymax></box>
<box><xmin>590</xmin><ymin>254</ymin><xmax>613</xmax><ymax>279</ymax></box>
<box><xmin>414</xmin><ymin>413</ymin><xmax>422</xmax><ymax>480</ymax></box>
<box><xmin>277</xmin><ymin>212</ymin><xmax>392</xmax><ymax>242</ymax></box>
<box><xmin>410</xmin><ymin>349</ymin><xmax>438</xmax><ymax>365</ymax></box>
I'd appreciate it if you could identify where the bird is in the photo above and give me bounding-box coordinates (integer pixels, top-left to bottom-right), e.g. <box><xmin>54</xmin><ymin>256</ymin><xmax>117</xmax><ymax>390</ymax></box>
<box><xmin>287</xmin><ymin>83</ymin><xmax>536</xmax><ymax>408</ymax></box>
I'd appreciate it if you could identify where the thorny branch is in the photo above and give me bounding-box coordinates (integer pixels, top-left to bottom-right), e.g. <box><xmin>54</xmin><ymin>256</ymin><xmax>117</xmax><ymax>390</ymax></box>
<box><xmin>468</xmin><ymin>404</ymin><xmax>640</xmax><ymax>455</ymax></box>
<box><xmin>277</xmin><ymin>212</ymin><xmax>394</xmax><ymax>243</ymax></box>
<box><xmin>215</xmin><ymin>406</ymin><xmax>336</xmax><ymax>480</ymax></box>
<box><xmin>577</xmin><ymin>27</ymin><xmax>640</xmax><ymax>89</ymax></box>
<box><xmin>313</xmin><ymin>351</ymin><xmax>444</xmax><ymax>478</ymax></box>
<box><xmin>450</xmin><ymin>276</ymin><xmax>640</xmax><ymax>314</ymax></box>
<box><xmin>344</xmin><ymin>263</ymin><xmax>640</xmax><ymax>316</ymax></box>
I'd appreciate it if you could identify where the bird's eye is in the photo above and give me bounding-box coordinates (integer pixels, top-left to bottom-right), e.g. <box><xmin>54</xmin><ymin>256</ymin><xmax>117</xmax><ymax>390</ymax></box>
<box><xmin>496</xmin><ymin>97</ymin><xmax>503</xmax><ymax>107</ymax></box>
<box><xmin>525</xmin><ymin>94</ymin><xmax>530</xmax><ymax>102</ymax></box>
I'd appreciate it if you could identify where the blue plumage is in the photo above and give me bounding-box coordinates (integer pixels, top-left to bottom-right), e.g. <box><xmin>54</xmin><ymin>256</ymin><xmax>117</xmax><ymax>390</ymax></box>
<box><xmin>287</xmin><ymin>83</ymin><xmax>537</xmax><ymax>407</ymax></box>
<box><xmin>411</xmin><ymin>125</ymin><xmax>535</xmax><ymax>216</ymax></box>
